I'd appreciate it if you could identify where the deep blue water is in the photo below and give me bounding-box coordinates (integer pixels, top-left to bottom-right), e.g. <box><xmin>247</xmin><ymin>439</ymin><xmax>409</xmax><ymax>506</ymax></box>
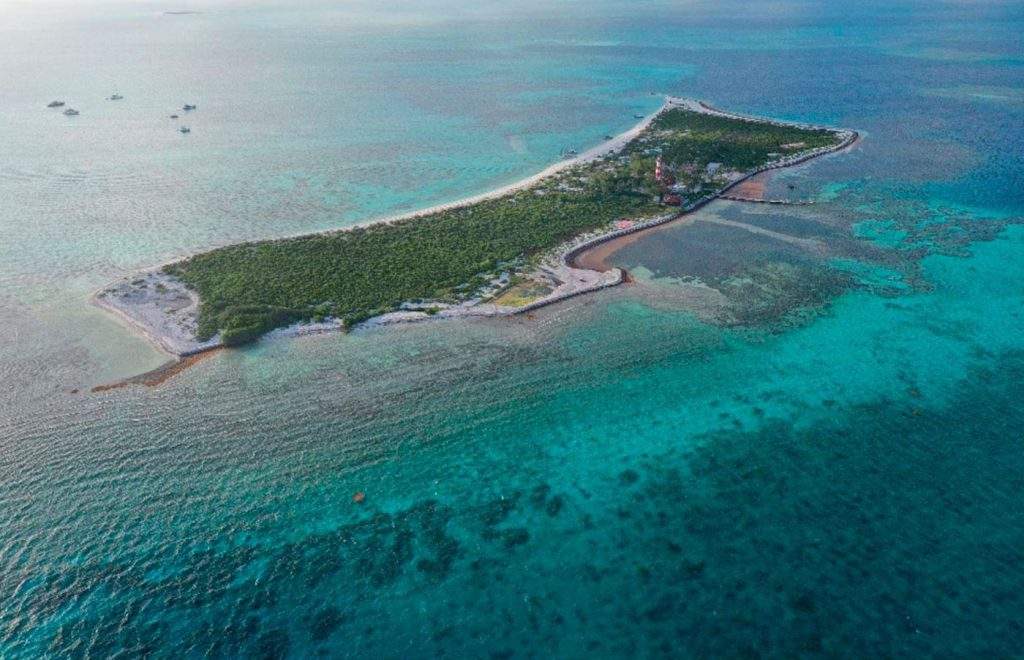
<box><xmin>2</xmin><ymin>0</ymin><xmax>1024</xmax><ymax>656</ymax></box>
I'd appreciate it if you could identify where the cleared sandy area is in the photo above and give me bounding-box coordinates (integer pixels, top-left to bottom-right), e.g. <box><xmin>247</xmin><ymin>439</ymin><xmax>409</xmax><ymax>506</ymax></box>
<box><xmin>92</xmin><ymin>271</ymin><xmax>222</xmax><ymax>357</ymax></box>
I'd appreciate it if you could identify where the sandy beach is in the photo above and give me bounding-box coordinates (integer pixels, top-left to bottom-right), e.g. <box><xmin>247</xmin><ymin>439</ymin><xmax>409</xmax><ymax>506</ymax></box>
<box><xmin>291</xmin><ymin>97</ymin><xmax>686</xmax><ymax>240</ymax></box>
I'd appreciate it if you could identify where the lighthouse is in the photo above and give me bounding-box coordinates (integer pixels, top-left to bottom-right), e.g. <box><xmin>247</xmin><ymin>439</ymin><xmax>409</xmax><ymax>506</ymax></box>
<box><xmin>654</xmin><ymin>155</ymin><xmax>681</xmax><ymax>206</ymax></box>
<box><xmin>654</xmin><ymin>155</ymin><xmax>675</xmax><ymax>187</ymax></box>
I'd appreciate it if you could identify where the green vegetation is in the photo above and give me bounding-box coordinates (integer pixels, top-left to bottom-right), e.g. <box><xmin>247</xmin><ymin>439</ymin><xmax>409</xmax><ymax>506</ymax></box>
<box><xmin>165</xmin><ymin>107</ymin><xmax>843</xmax><ymax>344</ymax></box>
<box><xmin>637</xmin><ymin>110</ymin><xmax>839</xmax><ymax>171</ymax></box>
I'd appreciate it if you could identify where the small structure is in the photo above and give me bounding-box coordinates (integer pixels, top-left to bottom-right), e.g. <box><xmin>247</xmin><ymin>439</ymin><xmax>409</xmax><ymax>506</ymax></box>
<box><xmin>655</xmin><ymin>155</ymin><xmax>677</xmax><ymax>186</ymax></box>
<box><xmin>662</xmin><ymin>194</ymin><xmax>682</xmax><ymax>206</ymax></box>
<box><xmin>706</xmin><ymin>162</ymin><xmax>722</xmax><ymax>175</ymax></box>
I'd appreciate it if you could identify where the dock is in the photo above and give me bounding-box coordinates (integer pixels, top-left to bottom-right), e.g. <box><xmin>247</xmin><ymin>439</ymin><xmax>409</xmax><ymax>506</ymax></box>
<box><xmin>719</xmin><ymin>195</ymin><xmax>816</xmax><ymax>206</ymax></box>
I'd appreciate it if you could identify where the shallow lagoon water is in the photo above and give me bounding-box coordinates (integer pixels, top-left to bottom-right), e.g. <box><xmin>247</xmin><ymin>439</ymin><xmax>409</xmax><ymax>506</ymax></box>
<box><xmin>2</xmin><ymin>0</ymin><xmax>1024</xmax><ymax>656</ymax></box>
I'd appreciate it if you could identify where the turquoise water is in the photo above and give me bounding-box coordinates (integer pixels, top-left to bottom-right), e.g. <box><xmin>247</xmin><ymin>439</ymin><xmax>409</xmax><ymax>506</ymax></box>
<box><xmin>2</xmin><ymin>0</ymin><xmax>1024</xmax><ymax>656</ymax></box>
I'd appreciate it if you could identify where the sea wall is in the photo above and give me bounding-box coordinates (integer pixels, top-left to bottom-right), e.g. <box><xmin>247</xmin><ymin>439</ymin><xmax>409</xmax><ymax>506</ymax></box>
<box><xmin>532</xmin><ymin>108</ymin><xmax>859</xmax><ymax>313</ymax></box>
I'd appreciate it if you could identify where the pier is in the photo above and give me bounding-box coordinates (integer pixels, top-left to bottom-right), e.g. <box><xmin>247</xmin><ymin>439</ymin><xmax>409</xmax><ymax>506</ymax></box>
<box><xmin>719</xmin><ymin>195</ymin><xmax>816</xmax><ymax>206</ymax></box>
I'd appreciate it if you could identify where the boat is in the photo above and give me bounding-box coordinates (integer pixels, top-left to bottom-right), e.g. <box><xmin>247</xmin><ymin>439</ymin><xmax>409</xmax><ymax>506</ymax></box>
<box><xmin>179</xmin><ymin>126</ymin><xmax>191</xmax><ymax>133</ymax></box>
<box><xmin>108</xmin><ymin>94</ymin><xmax>124</xmax><ymax>101</ymax></box>
<box><xmin>604</xmin><ymin>135</ymin><xmax>614</xmax><ymax>140</ymax></box>
<box><xmin>170</xmin><ymin>114</ymin><xmax>179</xmax><ymax>119</ymax></box>
<box><xmin>63</xmin><ymin>108</ymin><xmax>79</xmax><ymax>116</ymax></box>
<box><xmin>182</xmin><ymin>104</ymin><xmax>196</xmax><ymax>111</ymax></box>
<box><xmin>47</xmin><ymin>101</ymin><xmax>65</xmax><ymax>108</ymax></box>
<box><xmin>633</xmin><ymin>113</ymin><xmax>644</xmax><ymax>119</ymax></box>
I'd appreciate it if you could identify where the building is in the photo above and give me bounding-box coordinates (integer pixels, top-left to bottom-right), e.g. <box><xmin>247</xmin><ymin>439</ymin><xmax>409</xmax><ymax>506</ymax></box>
<box><xmin>655</xmin><ymin>156</ymin><xmax>676</xmax><ymax>186</ymax></box>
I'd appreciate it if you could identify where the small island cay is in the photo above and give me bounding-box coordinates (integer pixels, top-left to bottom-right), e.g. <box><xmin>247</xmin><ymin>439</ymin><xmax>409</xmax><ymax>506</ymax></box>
<box><xmin>96</xmin><ymin>97</ymin><xmax>855</xmax><ymax>355</ymax></box>
<box><xmin>47</xmin><ymin>100</ymin><xmax>65</xmax><ymax>108</ymax></box>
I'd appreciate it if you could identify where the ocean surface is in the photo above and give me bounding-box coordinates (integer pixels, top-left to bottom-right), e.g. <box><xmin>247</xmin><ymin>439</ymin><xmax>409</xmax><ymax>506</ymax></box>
<box><xmin>2</xmin><ymin>0</ymin><xmax>1024</xmax><ymax>656</ymax></box>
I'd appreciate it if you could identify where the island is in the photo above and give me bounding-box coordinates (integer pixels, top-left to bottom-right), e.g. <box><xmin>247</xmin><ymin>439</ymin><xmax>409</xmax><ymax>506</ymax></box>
<box><xmin>94</xmin><ymin>97</ymin><xmax>856</xmax><ymax>360</ymax></box>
